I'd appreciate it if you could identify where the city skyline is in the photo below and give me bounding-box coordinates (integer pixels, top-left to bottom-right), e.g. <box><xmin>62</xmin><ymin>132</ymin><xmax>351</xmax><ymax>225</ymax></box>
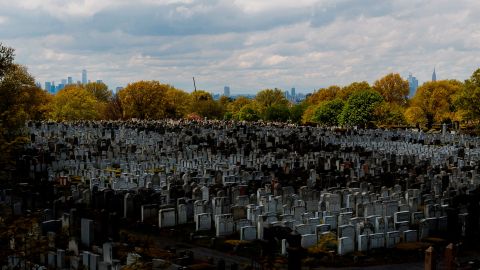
<box><xmin>2</xmin><ymin>1</ymin><xmax>479</xmax><ymax>93</ymax></box>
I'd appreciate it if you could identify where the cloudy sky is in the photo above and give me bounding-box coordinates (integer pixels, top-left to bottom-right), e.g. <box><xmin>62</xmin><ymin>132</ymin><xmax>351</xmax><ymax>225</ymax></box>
<box><xmin>1</xmin><ymin>0</ymin><xmax>480</xmax><ymax>94</ymax></box>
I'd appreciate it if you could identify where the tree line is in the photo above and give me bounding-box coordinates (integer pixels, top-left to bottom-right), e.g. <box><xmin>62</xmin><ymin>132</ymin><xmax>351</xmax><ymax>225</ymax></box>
<box><xmin>2</xmin><ymin>43</ymin><xmax>480</xmax><ymax>130</ymax></box>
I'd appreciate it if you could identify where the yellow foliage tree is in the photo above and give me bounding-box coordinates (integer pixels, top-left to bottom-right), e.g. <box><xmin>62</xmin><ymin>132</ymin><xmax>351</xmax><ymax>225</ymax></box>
<box><xmin>49</xmin><ymin>86</ymin><xmax>100</xmax><ymax>121</ymax></box>
<box><xmin>84</xmin><ymin>82</ymin><xmax>112</xmax><ymax>102</ymax></box>
<box><xmin>407</xmin><ymin>80</ymin><xmax>463</xmax><ymax>128</ymax></box>
<box><xmin>118</xmin><ymin>81</ymin><xmax>173</xmax><ymax>119</ymax></box>
<box><xmin>305</xmin><ymin>85</ymin><xmax>340</xmax><ymax>105</ymax></box>
<box><xmin>338</xmin><ymin>81</ymin><xmax>371</xmax><ymax>100</ymax></box>
<box><xmin>164</xmin><ymin>88</ymin><xmax>191</xmax><ymax>119</ymax></box>
<box><xmin>373</xmin><ymin>73</ymin><xmax>409</xmax><ymax>106</ymax></box>
<box><xmin>189</xmin><ymin>90</ymin><xmax>224</xmax><ymax>119</ymax></box>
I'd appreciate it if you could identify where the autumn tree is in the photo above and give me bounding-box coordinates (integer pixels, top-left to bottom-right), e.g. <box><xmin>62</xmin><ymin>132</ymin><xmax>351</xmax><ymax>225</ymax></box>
<box><xmin>305</xmin><ymin>86</ymin><xmax>340</xmax><ymax>105</ymax></box>
<box><xmin>374</xmin><ymin>102</ymin><xmax>407</xmax><ymax>126</ymax></box>
<box><xmin>455</xmin><ymin>68</ymin><xmax>480</xmax><ymax>123</ymax></box>
<box><xmin>0</xmin><ymin>43</ymin><xmax>14</xmax><ymax>77</ymax></box>
<box><xmin>189</xmin><ymin>90</ymin><xmax>224</xmax><ymax>119</ymax></box>
<box><xmin>338</xmin><ymin>81</ymin><xmax>371</xmax><ymax>100</ymax></box>
<box><xmin>407</xmin><ymin>80</ymin><xmax>462</xmax><ymax>128</ymax></box>
<box><xmin>118</xmin><ymin>81</ymin><xmax>173</xmax><ymax>119</ymax></box>
<box><xmin>255</xmin><ymin>88</ymin><xmax>289</xmax><ymax>112</ymax></box>
<box><xmin>164</xmin><ymin>88</ymin><xmax>191</xmax><ymax>119</ymax></box>
<box><xmin>49</xmin><ymin>86</ymin><xmax>100</xmax><ymax>121</ymax></box>
<box><xmin>84</xmin><ymin>82</ymin><xmax>112</xmax><ymax>102</ymax></box>
<box><xmin>373</xmin><ymin>73</ymin><xmax>409</xmax><ymax>106</ymax></box>
<box><xmin>0</xmin><ymin>44</ymin><xmax>50</xmax><ymax>181</ymax></box>
<box><xmin>104</xmin><ymin>93</ymin><xmax>124</xmax><ymax>120</ymax></box>
<box><xmin>339</xmin><ymin>90</ymin><xmax>383</xmax><ymax>127</ymax></box>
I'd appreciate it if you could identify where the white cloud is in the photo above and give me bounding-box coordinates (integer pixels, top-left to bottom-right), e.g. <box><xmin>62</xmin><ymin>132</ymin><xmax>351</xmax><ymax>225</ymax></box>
<box><xmin>1</xmin><ymin>0</ymin><xmax>480</xmax><ymax>92</ymax></box>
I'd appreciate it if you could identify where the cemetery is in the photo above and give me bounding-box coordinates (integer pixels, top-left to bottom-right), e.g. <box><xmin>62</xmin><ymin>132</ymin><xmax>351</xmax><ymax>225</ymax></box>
<box><xmin>1</xmin><ymin>119</ymin><xmax>480</xmax><ymax>269</ymax></box>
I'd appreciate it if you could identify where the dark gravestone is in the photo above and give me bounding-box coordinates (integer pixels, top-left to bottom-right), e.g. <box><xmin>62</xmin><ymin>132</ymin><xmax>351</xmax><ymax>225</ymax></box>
<box><xmin>42</xmin><ymin>220</ymin><xmax>62</xmax><ymax>235</ymax></box>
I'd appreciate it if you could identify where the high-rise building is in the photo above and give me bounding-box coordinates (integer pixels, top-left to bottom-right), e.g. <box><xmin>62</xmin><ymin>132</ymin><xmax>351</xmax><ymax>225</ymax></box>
<box><xmin>96</xmin><ymin>80</ymin><xmax>103</xmax><ymax>84</ymax></box>
<box><xmin>82</xmin><ymin>69</ymin><xmax>87</xmax><ymax>84</ymax></box>
<box><xmin>432</xmin><ymin>68</ymin><xmax>437</xmax><ymax>82</ymax></box>
<box><xmin>61</xmin><ymin>79</ymin><xmax>67</xmax><ymax>85</ymax></box>
<box><xmin>223</xmin><ymin>86</ymin><xmax>230</xmax><ymax>97</ymax></box>
<box><xmin>407</xmin><ymin>74</ymin><xmax>419</xmax><ymax>98</ymax></box>
<box><xmin>50</xmin><ymin>81</ymin><xmax>56</xmax><ymax>94</ymax></box>
<box><xmin>45</xmin><ymin>81</ymin><xmax>51</xmax><ymax>92</ymax></box>
<box><xmin>291</xmin><ymin>87</ymin><xmax>296</xmax><ymax>100</ymax></box>
<box><xmin>67</xmin><ymin>77</ymin><xmax>73</xmax><ymax>85</ymax></box>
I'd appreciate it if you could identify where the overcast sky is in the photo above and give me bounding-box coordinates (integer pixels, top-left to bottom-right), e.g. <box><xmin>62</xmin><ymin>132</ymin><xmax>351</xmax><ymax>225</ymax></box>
<box><xmin>1</xmin><ymin>0</ymin><xmax>480</xmax><ymax>94</ymax></box>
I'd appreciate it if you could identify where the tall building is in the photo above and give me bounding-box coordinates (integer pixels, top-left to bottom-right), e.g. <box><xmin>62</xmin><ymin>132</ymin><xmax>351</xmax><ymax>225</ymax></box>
<box><xmin>432</xmin><ymin>68</ymin><xmax>437</xmax><ymax>82</ymax></box>
<box><xmin>96</xmin><ymin>80</ymin><xmax>103</xmax><ymax>84</ymax></box>
<box><xmin>223</xmin><ymin>86</ymin><xmax>230</xmax><ymax>97</ymax></box>
<box><xmin>61</xmin><ymin>79</ymin><xmax>67</xmax><ymax>85</ymax></box>
<box><xmin>407</xmin><ymin>74</ymin><xmax>419</xmax><ymax>98</ymax></box>
<box><xmin>50</xmin><ymin>81</ymin><xmax>56</xmax><ymax>94</ymax></box>
<box><xmin>45</xmin><ymin>81</ymin><xmax>51</xmax><ymax>92</ymax></box>
<box><xmin>291</xmin><ymin>87</ymin><xmax>296</xmax><ymax>100</ymax></box>
<box><xmin>67</xmin><ymin>76</ymin><xmax>73</xmax><ymax>85</ymax></box>
<box><xmin>82</xmin><ymin>69</ymin><xmax>87</xmax><ymax>84</ymax></box>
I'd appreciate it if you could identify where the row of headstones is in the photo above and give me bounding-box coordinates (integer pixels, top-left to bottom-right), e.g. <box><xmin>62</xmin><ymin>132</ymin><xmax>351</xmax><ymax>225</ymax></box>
<box><xmin>27</xmin><ymin>124</ymin><xmax>480</xmax><ymax>189</ymax></box>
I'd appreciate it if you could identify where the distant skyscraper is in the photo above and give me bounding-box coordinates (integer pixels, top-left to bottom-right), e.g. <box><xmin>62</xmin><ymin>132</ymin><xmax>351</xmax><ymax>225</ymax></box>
<box><xmin>67</xmin><ymin>76</ymin><xmax>73</xmax><ymax>85</ymax></box>
<box><xmin>407</xmin><ymin>74</ymin><xmax>418</xmax><ymax>98</ymax></box>
<box><xmin>291</xmin><ymin>87</ymin><xmax>296</xmax><ymax>99</ymax></box>
<box><xmin>45</xmin><ymin>81</ymin><xmax>51</xmax><ymax>92</ymax></box>
<box><xmin>50</xmin><ymin>81</ymin><xmax>56</xmax><ymax>94</ymax></box>
<box><xmin>82</xmin><ymin>69</ymin><xmax>87</xmax><ymax>84</ymax></box>
<box><xmin>432</xmin><ymin>68</ymin><xmax>437</xmax><ymax>82</ymax></box>
<box><xmin>61</xmin><ymin>79</ymin><xmax>67</xmax><ymax>85</ymax></box>
<box><xmin>96</xmin><ymin>80</ymin><xmax>103</xmax><ymax>84</ymax></box>
<box><xmin>223</xmin><ymin>86</ymin><xmax>230</xmax><ymax>97</ymax></box>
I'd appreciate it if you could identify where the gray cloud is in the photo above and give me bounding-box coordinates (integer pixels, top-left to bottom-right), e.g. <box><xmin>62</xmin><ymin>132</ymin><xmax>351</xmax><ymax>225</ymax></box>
<box><xmin>1</xmin><ymin>0</ymin><xmax>480</xmax><ymax>93</ymax></box>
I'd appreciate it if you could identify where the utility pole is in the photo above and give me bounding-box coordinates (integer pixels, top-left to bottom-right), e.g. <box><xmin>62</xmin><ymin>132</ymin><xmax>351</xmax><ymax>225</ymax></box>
<box><xmin>192</xmin><ymin>77</ymin><xmax>197</xmax><ymax>92</ymax></box>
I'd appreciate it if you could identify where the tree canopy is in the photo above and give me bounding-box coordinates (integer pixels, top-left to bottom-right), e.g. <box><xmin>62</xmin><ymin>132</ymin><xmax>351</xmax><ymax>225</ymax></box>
<box><xmin>408</xmin><ymin>80</ymin><xmax>462</xmax><ymax>128</ymax></box>
<box><xmin>339</xmin><ymin>90</ymin><xmax>384</xmax><ymax>127</ymax></box>
<box><xmin>373</xmin><ymin>73</ymin><xmax>409</xmax><ymax>106</ymax></box>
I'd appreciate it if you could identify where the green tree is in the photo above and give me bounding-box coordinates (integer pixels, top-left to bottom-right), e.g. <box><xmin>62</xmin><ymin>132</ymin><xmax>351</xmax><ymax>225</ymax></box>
<box><xmin>373</xmin><ymin>73</ymin><xmax>409</xmax><ymax>106</ymax></box>
<box><xmin>264</xmin><ymin>103</ymin><xmax>290</xmax><ymax>122</ymax></box>
<box><xmin>312</xmin><ymin>99</ymin><xmax>345</xmax><ymax>126</ymax></box>
<box><xmin>228</xmin><ymin>96</ymin><xmax>252</xmax><ymax>118</ymax></box>
<box><xmin>339</xmin><ymin>90</ymin><xmax>383</xmax><ymax>127</ymax></box>
<box><xmin>455</xmin><ymin>68</ymin><xmax>480</xmax><ymax>123</ymax></box>
<box><xmin>289</xmin><ymin>103</ymin><xmax>307</xmax><ymax>124</ymax></box>
<box><xmin>237</xmin><ymin>103</ymin><xmax>261</xmax><ymax>121</ymax></box>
